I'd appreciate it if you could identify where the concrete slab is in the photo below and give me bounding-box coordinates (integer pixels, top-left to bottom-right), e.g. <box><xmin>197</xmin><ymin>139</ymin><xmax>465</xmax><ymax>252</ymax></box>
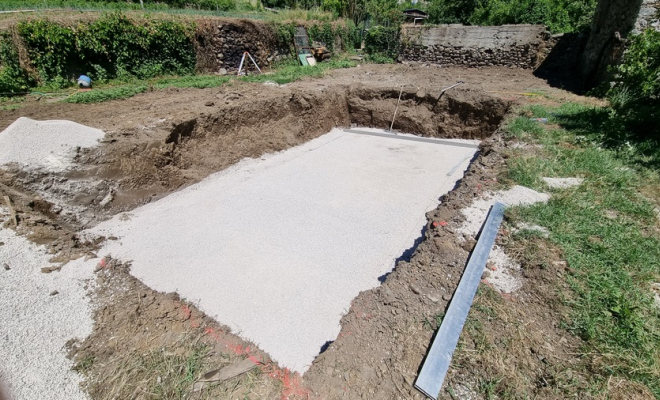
<box><xmin>86</xmin><ymin>128</ymin><xmax>478</xmax><ymax>373</ymax></box>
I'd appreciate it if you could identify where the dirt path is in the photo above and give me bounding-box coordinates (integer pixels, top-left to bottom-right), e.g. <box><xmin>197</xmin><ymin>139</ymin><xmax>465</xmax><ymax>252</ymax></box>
<box><xmin>0</xmin><ymin>65</ymin><xmax>605</xmax><ymax>399</ymax></box>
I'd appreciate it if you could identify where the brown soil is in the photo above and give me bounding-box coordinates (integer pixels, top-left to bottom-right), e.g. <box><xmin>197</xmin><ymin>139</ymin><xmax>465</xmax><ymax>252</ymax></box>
<box><xmin>0</xmin><ymin>65</ymin><xmax>626</xmax><ymax>399</ymax></box>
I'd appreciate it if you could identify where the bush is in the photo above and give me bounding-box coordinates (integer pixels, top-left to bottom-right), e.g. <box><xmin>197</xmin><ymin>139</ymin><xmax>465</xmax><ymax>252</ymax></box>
<box><xmin>364</xmin><ymin>25</ymin><xmax>399</xmax><ymax>60</ymax></box>
<box><xmin>306</xmin><ymin>21</ymin><xmax>360</xmax><ymax>52</ymax></box>
<box><xmin>0</xmin><ymin>33</ymin><xmax>33</xmax><ymax>93</ymax></box>
<box><xmin>18</xmin><ymin>13</ymin><xmax>197</xmax><ymax>87</ymax></box>
<box><xmin>308</xmin><ymin>22</ymin><xmax>336</xmax><ymax>50</ymax></box>
<box><xmin>607</xmin><ymin>29</ymin><xmax>660</xmax><ymax>137</ymax></box>
<box><xmin>427</xmin><ymin>0</ymin><xmax>596</xmax><ymax>33</ymax></box>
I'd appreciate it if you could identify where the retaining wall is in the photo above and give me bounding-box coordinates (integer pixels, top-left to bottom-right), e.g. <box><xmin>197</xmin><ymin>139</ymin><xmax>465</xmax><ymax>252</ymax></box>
<box><xmin>195</xmin><ymin>19</ymin><xmax>290</xmax><ymax>74</ymax></box>
<box><xmin>399</xmin><ymin>24</ymin><xmax>550</xmax><ymax>68</ymax></box>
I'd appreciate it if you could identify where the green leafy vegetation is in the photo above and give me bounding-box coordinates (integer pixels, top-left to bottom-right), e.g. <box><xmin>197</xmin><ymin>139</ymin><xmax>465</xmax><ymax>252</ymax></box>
<box><xmin>307</xmin><ymin>20</ymin><xmax>360</xmax><ymax>51</ymax></box>
<box><xmin>152</xmin><ymin>75</ymin><xmax>231</xmax><ymax>89</ymax></box>
<box><xmin>503</xmin><ymin>103</ymin><xmax>660</xmax><ymax>397</ymax></box>
<box><xmin>0</xmin><ymin>33</ymin><xmax>34</xmax><ymax>93</ymax></box>
<box><xmin>364</xmin><ymin>25</ymin><xmax>399</xmax><ymax>61</ymax></box>
<box><xmin>63</xmin><ymin>85</ymin><xmax>147</xmax><ymax>103</ymax></box>
<box><xmin>0</xmin><ymin>0</ymin><xmax>238</xmax><ymax>12</ymax></box>
<box><xmin>17</xmin><ymin>13</ymin><xmax>197</xmax><ymax>87</ymax></box>
<box><xmin>426</xmin><ymin>0</ymin><xmax>597</xmax><ymax>33</ymax></box>
<box><xmin>607</xmin><ymin>29</ymin><xmax>660</xmax><ymax>138</ymax></box>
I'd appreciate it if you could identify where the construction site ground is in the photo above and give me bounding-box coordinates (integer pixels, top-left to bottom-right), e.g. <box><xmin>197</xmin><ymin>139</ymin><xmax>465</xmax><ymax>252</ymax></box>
<box><xmin>4</xmin><ymin>63</ymin><xmax>649</xmax><ymax>400</ymax></box>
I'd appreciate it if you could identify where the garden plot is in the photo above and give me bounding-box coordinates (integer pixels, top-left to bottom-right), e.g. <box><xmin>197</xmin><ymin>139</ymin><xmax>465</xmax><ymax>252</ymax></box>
<box><xmin>85</xmin><ymin>128</ymin><xmax>479</xmax><ymax>373</ymax></box>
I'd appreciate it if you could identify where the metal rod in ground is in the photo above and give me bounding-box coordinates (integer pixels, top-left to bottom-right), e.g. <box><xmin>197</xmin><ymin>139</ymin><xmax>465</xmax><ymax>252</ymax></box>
<box><xmin>246</xmin><ymin>51</ymin><xmax>262</xmax><ymax>74</ymax></box>
<box><xmin>389</xmin><ymin>86</ymin><xmax>404</xmax><ymax>132</ymax></box>
<box><xmin>414</xmin><ymin>202</ymin><xmax>506</xmax><ymax>400</ymax></box>
<box><xmin>237</xmin><ymin>52</ymin><xmax>247</xmax><ymax>76</ymax></box>
<box><xmin>432</xmin><ymin>81</ymin><xmax>464</xmax><ymax>112</ymax></box>
<box><xmin>441</xmin><ymin>81</ymin><xmax>465</xmax><ymax>94</ymax></box>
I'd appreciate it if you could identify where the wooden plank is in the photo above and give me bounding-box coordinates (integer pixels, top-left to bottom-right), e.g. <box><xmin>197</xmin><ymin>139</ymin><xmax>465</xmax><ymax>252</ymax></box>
<box><xmin>414</xmin><ymin>202</ymin><xmax>505</xmax><ymax>400</ymax></box>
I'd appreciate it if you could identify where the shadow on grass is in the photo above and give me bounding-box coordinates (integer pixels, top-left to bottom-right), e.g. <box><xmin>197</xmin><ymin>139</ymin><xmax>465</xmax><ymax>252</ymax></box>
<box><xmin>552</xmin><ymin>104</ymin><xmax>660</xmax><ymax>170</ymax></box>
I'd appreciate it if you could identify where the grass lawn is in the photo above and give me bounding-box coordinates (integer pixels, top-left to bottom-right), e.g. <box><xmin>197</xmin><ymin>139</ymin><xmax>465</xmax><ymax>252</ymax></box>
<box><xmin>496</xmin><ymin>103</ymin><xmax>660</xmax><ymax>397</ymax></box>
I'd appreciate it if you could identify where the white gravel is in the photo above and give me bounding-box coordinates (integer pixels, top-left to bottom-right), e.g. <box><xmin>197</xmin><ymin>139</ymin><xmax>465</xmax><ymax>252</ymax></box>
<box><xmin>542</xmin><ymin>177</ymin><xmax>584</xmax><ymax>189</ymax></box>
<box><xmin>84</xmin><ymin>128</ymin><xmax>478</xmax><ymax>373</ymax></box>
<box><xmin>0</xmin><ymin>117</ymin><xmax>104</xmax><ymax>172</ymax></box>
<box><xmin>0</xmin><ymin>209</ymin><xmax>94</xmax><ymax>400</ymax></box>
<box><xmin>457</xmin><ymin>185</ymin><xmax>551</xmax><ymax>293</ymax></box>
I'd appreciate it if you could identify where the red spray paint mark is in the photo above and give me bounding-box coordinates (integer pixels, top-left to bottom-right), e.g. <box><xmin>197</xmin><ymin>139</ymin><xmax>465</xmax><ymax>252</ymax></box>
<box><xmin>201</xmin><ymin>325</ymin><xmax>311</xmax><ymax>398</ymax></box>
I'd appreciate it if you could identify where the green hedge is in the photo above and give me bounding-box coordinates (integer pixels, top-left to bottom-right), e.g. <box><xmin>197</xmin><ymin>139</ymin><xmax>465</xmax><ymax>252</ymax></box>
<box><xmin>17</xmin><ymin>13</ymin><xmax>197</xmax><ymax>87</ymax></box>
<box><xmin>0</xmin><ymin>33</ymin><xmax>34</xmax><ymax>93</ymax></box>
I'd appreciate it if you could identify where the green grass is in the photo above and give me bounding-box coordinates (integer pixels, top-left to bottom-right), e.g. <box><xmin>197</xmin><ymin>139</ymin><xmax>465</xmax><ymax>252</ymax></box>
<box><xmin>239</xmin><ymin>58</ymin><xmax>356</xmax><ymax>84</ymax></box>
<box><xmin>152</xmin><ymin>75</ymin><xmax>231</xmax><ymax>89</ymax></box>
<box><xmin>54</xmin><ymin>57</ymin><xmax>356</xmax><ymax>104</ymax></box>
<box><xmin>63</xmin><ymin>85</ymin><xmax>147</xmax><ymax>103</ymax></box>
<box><xmin>503</xmin><ymin>103</ymin><xmax>660</xmax><ymax>397</ymax></box>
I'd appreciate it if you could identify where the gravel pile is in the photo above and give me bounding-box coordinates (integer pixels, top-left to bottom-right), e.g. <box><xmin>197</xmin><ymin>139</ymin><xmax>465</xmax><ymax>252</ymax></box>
<box><xmin>0</xmin><ymin>117</ymin><xmax>104</xmax><ymax>172</ymax></box>
<box><xmin>0</xmin><ymin>208</ymin><xmax>94</xmax><ymax>400</ymax></box>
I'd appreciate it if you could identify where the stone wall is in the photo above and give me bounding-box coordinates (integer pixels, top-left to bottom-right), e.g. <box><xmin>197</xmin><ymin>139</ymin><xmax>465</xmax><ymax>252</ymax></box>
<box><xmin>399</xmin><ymin>24</ymin><xmax>551</xmax><ymax>68</ymax></box>
<box><xmin>195</xmin><ymin>19</ymin><xmax>290</xmax><ymax>74</ymax></box>
<box><xmin>634</xmin><ymin>0</ymin><xmax>660</xmax><ymax>33</ymax></box>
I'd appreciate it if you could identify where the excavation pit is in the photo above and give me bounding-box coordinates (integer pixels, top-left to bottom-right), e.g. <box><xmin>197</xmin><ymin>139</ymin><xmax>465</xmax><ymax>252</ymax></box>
<box><xmin>86</xmin><ymin>127</ymin><xmax>480</xmax><ymax>372</ymax></box>
<box><xmin>0</xmin><ymin>83</ymin><xmax>510</xmax><ymax>397</ymax></box>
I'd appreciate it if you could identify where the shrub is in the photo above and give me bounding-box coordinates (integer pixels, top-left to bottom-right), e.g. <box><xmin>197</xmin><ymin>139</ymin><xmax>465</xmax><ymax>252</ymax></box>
<box><xmin>607</xmin><ymin>29</ymin><xmax>660</xmax><ymax>137</ymax></box>
<box><xmin>0</xmin><ymin>33</ymin><xmax>33</xmax><ymax>93</ymax></box>
<box><xmin>427</xmin><ymin>0</ymin><xmax>596</xmax><ymax>33</ymax></box>
<box><xmin>364</xmin><ymin>25</ymin><xmax>399</xmax><ymax>60</ymax></box>
<box><xmin>17</xmin><ymin>13</ymin><xmax>196</xmax><ymax>87</ymax></box>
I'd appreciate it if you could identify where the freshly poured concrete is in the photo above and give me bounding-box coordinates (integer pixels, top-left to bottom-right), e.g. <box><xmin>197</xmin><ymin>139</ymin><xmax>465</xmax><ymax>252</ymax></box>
<box><xmin>87</xmin><ymin>128</ymin><xmax>479</xmax><ymax>373</ymax></box>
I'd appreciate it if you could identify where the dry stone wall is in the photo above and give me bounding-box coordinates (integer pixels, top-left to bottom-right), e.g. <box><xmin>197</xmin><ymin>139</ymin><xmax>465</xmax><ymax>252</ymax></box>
<box><xmin>195</xmin><ymin>19</ymin><xmax>290</xmax><ymax>74</ymax></box>
<box><xmin>634</xmin><ymin>0</ymin><xmax>660</xmax><ymax>33</ymax></box>
<box><xmin>399</xmin><ymin>24</ymin><xmax>550</xmax><ymax>69</ymax></box>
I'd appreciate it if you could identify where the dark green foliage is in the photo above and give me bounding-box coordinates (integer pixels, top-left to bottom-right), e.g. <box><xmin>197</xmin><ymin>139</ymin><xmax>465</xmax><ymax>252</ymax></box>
<box><xmin>364</xmin><ymin>25</ymin><xmax>398</xmax><ymax>60</ymax></box>
<box><xmin>307</xmin><ymin>21</ymin><xmax>359</xmax><ymax>51</ymax></box>
<box><xmin>17</xmin><ymin>13</ymin><xmax>196</xmax><ymax>87</ymax></box>
<box><xmin>334</xmin><ymin>20</ymin><xmax>360</xmax><ymax>50</ymax></box>
<box><xmin>268</xmin><ymin>21</ymin><xmax>296</xmax><ymax>55</ymax></box>
<box><xmin>0</xmin><ymin>0</ymin><xmax>236</xmax><ymax>11</ymax></box>
<box><xmin>428</xmin><ymin>0</ymin><xmax>478</xmax><ymax>24</ymax></box>
<box><xmin>607</xmin><ymin>29</ymin><xmax>660</xmax><ymax>138</ymax></box>
<box><xmin>308</xmin><ymin>22</ymin><xmax>335</xmax><ymax>49</ymax></box>
<box><xmin>427</xmin><ymin>0</ymin><xmax>596</xmax><ymax>33</ymax></box>
<box><xmin>0</xmin><ymin>33</ymin><xmax>33</xmax><ymax>93</ymax></box>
